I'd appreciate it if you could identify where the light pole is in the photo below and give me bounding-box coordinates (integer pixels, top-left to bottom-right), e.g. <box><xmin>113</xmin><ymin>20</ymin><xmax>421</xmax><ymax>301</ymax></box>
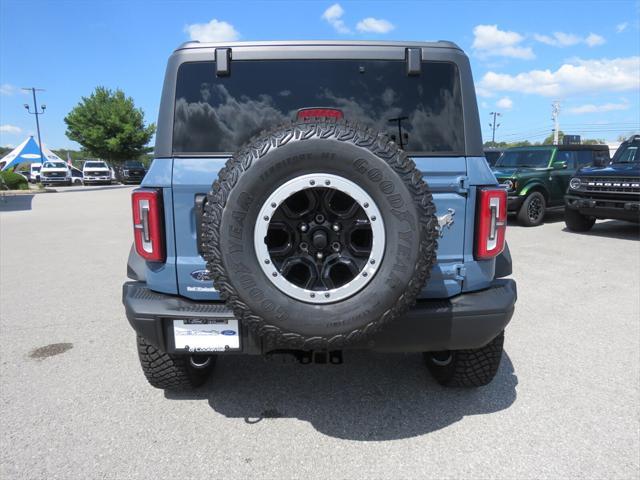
<box><xmin>22</xmin><ymin>87</ymin><xmax>46</xmax><ymax>162</ymax></box>
<box><xmin>551</xmin><ymin>101</ymin><xmax>561</xmax><ymax>145</ymax></box>
<box><xmin>489</xmin><ymin>112</ymin><xmax>502</xmax><ymax>144</ymax></box>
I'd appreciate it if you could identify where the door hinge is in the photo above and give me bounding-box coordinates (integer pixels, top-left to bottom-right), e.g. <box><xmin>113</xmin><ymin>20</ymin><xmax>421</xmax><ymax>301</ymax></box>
<box><xmin>442</xmin><ymin>263</ymin><xmax>466</xmax><ymax>281</ymax></box>
<box><xmin>457</xmin><ymin>176</ymin><xmax>469</xmax><ymax>194</ymax></box>
<box><xmin>215</xmin><ymin>48</ymin><xmax>231</xmax><ymax>76</ymax></box>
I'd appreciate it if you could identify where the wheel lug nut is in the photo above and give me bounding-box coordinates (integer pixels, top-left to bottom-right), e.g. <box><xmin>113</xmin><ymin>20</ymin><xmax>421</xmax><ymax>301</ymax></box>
<box><xmin>315</xmin><ymin>214</ymin><xmax>325</xmax><ymax>223</ymax></box>
<box><xmin>316</xmin><ymin>252</ymin><xmax>323</xmax><ymax>260</ymax></box>
<box><xmin>300</xmin><ymin>223</ymin><xmax>308</xmax><ymax>232</ymax></box>
<box><xmin>332</xmin><ymin>224</ymin><xmax>340</xmax><ymax>232</ymax></box>
<box><xmin>331</xmin><ymin>242</ymin><xmax>340</xmax><ymax>252</ymax></box>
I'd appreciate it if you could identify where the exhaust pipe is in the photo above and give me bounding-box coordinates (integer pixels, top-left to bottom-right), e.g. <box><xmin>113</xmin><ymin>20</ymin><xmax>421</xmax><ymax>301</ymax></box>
<box><xmin>189</xmin><ymin>356</ymin><xmax>212</xmax><ymax>369</ymax></box>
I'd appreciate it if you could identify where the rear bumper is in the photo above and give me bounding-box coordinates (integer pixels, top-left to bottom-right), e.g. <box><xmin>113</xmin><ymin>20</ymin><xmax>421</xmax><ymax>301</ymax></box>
<box><xmin>565</xmin><ymin>194</ymin><xmax>640</xmax><ymax>222</ymax></box>
<box><xmin>122</xmin><ymin>279</ymin><xmax>517</xmax><ymax>354</ymax></box>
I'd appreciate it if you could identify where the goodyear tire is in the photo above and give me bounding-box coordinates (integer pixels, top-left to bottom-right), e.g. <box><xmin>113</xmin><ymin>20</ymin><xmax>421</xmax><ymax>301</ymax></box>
<box><xmin>425</xmin><ymin>332</ymin><xmax>504</xmax><ymax>387</ymax></box>
<box><xmin>202</xmin><ymin>121</ymin><xmax>438</xmax><ymax>349</ymax></box>
<box><xmin>136</xmin><ymin>335</ymin><xmax>214</xmax><ymax>390</ymax></box>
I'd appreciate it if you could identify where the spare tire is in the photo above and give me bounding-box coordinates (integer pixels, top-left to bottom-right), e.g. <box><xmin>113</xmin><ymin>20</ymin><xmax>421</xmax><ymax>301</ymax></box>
<box><xmin>202</xmin><ymin>121</ymin><xmax>438</xmax><ymax>349</ymax></box>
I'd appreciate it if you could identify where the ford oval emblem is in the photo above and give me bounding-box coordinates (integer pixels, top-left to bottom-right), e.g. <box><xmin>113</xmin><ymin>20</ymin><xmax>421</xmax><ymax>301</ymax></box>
<box><xmin>190</xmin><ymin>269</ymin><xmax>213</xmax><ymax>282</ymax></box>
<box><xmin>221</xmin><ymin>330</ymin><xmax>236</xmax><ymax>336</ymax></box>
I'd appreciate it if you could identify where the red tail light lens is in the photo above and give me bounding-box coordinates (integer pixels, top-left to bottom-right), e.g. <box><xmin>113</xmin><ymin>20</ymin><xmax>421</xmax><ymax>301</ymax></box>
<box><xmin>475</xmin><ymin>188</ymin><xmax>507</xmax><ymax>260</ymax></box>
<box><xmin>297</xmin><ymin>108</ymin><xmax>344</xmax><ymax>121</ymax></box>
<box><xmin>132</xmin><ymin>188</ymin><xmax>165</xmax><ymax>262</ymax></box>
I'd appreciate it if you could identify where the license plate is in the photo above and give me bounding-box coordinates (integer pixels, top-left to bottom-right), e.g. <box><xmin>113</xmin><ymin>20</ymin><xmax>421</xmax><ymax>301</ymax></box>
<box><xmin>173</xmin><ymin>319</ymin><xmax>240</xmax><ymax>353</ymax></box>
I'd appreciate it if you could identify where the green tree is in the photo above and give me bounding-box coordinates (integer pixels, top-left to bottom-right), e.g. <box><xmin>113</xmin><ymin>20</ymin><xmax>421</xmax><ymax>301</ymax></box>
<box><xmin>64</xmin><ymin>87</ymin><xmax>155</xmax><ymax>162</ymax></box>
<box><xmin>542</xmin><ymin>131</ymin><xmax>564</xmax><ymax>145</ymax></box>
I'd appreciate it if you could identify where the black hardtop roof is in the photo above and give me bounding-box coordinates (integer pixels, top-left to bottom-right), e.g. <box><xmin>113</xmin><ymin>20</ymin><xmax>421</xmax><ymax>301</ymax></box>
<box><xmin>175</xmin><ymin>40</ymin><xmax>462</xmax><ymax>52</ymax></box>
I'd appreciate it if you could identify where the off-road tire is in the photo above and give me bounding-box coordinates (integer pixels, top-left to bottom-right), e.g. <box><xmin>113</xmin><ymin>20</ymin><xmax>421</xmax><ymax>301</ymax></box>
<box><xmin>517</xmin><ymin>191</ymin><xmax>546</xmax><ymax>227</ymax></box>
<box><xmin>564</xmin><ymin>207</ymin><xmax>595</xmax><ymax>232</ymax></box>
<box><xmin>202</xmin><ymin>121</ymin><xmax>438</xmax><ymax>350</ymax></box>
<box><xmin>425</xmin><ymin>332</ymin><xmax>504</xmax><ymax>387</ymax></box>
<box><xmin>136</xmin><ymin>335</ymin><xmax>214</xmax><ymax>390</ymax></box>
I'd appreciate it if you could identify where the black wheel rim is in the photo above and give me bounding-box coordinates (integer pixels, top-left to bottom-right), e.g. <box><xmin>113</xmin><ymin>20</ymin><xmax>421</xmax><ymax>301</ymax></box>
<box><xmin>265</xmin><ymin>187</ymin><xmax>372</xmax><ymax>291</ymax></box>
<box><xmin>528</xmin><ymin>196</ymin><xmax>543</xmax><ymax>222</ymax></box>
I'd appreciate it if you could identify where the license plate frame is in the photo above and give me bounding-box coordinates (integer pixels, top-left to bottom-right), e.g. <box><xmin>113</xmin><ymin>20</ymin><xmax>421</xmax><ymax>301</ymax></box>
<box><xmin>171</xmin><ymin>318</ymin><xmax>241</xmax><ymax>354</ymax></box>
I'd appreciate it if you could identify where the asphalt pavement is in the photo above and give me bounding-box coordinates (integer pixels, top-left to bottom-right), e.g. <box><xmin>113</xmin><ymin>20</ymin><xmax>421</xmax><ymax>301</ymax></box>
<box><xmin>1</xmin><ymin>186</ymin><xmax>639</xmax><ymax>479</ymax></box>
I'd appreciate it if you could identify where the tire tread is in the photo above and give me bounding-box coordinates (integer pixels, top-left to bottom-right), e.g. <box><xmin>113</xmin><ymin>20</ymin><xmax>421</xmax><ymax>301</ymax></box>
<box><xmin>202</xmin><ymin>121</ymin><xmax>438</xmax><ymax>349</ymax></box>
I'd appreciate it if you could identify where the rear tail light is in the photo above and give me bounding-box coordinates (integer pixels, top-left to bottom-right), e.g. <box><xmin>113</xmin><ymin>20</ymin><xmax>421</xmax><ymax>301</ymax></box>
<box><xmin>475</xmin><ymin>187</ymin><xmax>507</xmax><ymax>260</ymax></box>
<box><xmin>132</xmin><ymin>188</ymin><xmax>165</xmax><ymax>262</ymax></box>
<box><xmin>297</xmin><ymin>108</ymin><xmax>344</xmax><ymax>121</ymax></box>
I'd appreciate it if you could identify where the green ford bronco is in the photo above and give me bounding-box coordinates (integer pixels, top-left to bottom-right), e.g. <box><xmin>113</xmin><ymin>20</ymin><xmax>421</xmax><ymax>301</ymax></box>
<box><xmin>492</xmin><ymin>144</ymin><xmax>610</xmax><ymax>226</ymax></box>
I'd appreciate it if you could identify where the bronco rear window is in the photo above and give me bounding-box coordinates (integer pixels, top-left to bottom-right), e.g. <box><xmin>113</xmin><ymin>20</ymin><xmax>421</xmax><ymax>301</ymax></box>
<box><xmin>173</xmin><ymin>60</ymin><xmax>464</xmax><ymax>155</ymax></box>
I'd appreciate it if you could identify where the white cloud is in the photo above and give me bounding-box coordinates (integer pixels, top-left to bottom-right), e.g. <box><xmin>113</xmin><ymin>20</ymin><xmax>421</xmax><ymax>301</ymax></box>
<box><xmin>322</xmin><ymin>4</ymin><xmax>351</xmax><ymax>34</ymax></box>
<box><xmin>185</xmin><ymin>18</ymin><xmax>240</xmax><ymax>42</ymax></box>
<box><xmin>568</xmin><ymin>101</ymin><xmax>630</xmax><ymax>114</ymax></box>
<box><xmin>585</xmin><ymin>33</ymin><xmax>605</xmax><ymax>47</ymax></box>
<box><xmin>0</xmin><ymin>84</ymin><xmax>16</xmax><ymax>95</ymax></box>
<box><xmin>496</xmin><ymin>97</ymin><xmax>513</xmax><ymax>110</ymax></box>
<box><xmin>533</xmin><ymin>31</ymin><xmax>605</xmax><ymax>48</ymax></box>
<box><xmin>0</xmin><ymin>124</ymin><xmax>22</xmax><ymax>135</ymax></box>
<box><xmin>477</xmin><ymin>56</ymin><xmax>640</xmax><ymax>97</ymax></box>
<box><xmin>356</xmin><ymin>17</ymin><xmax>394</xmax><ymax>34</ymax></box>
<box><xmin>480</xmin><ymin>101</ymin><xmax>489</xmax><ymax>109</ymax></box>
<box><xmin>616</xmin><ymin>22</ymin><xmax>629</xmax><ymax>33</ymax></box>
<box><xmin>472</xmin><ymin>25</ymin><xmax>534</xmax><ymax>59</ymax></box>
<box><xmin>534</xmin><ymin>32</ymin><xmax>580</xmax><ymax>47</ymax></box>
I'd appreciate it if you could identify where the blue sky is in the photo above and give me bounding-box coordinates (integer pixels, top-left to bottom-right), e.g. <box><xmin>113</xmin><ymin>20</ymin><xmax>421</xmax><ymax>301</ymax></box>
<box><xmin>1</xmin><ymin>0</ymin><xmax>638</xmax><ymax>150</ymax></box>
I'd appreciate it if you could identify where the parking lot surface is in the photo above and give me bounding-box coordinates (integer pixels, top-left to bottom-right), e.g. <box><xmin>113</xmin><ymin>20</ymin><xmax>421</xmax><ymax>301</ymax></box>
<box><xmin>1</xmin><ymin>186</ymin><xmax>639</xmax><ymax>479</ymax></box>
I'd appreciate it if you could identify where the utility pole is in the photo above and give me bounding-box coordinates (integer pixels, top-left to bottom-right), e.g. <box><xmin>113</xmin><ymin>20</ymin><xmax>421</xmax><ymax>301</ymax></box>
<box><xmin>22</xmin><ymin>87</ymin><xmax>46</xmax><ymax>162</ymax></box>
<box><xmin>489</xmin><ymin>112</ymin><xmax>502</xmax><ymax>144</ymax></box>
<box><xmin>551</xmin><ymin>101</ymin><xmax>561</xmax><ymax>145</ymax></box>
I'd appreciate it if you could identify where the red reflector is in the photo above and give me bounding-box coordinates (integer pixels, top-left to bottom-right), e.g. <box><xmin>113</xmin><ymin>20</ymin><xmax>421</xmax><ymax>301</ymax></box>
<box><xmin>475</xmin><ymin>188</ymin><xmax>507</xmax><ymax>260</ymax></box>
<box><xmin>297</xmin><ymin>108</ymin><xmax>344</xmax><ymax>121</ymax></box>
<box><xmin>132</xmin><ymin>188</ymin><xmax>165</xmax><ymax>262</ymax></box>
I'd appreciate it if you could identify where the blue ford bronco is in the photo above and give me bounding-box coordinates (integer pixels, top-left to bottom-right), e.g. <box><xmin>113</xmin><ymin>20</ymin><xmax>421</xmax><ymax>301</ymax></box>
<box><xmin>565</xmin><ymin>135</ymin><xmax>640</xmax><ymax>231</ymax></box>
<box><xmin>123</xmin><ymin>41</ymin><xmax>517</xmax><ymax>391</ymax></box>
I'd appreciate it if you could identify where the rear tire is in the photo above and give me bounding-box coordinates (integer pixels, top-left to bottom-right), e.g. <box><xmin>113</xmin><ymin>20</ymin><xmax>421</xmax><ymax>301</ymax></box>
<box><xmin>136</xmin><ymin>335</ymin><xmax>214</xmax><ymax>390</ymax></box>
<box><xmin>517</xmin><ymin>192</ymin><xmax>546</xmax><ymax>227</ymax></box>
<box><xmin>564</xmin><ymin>207</ymin><xmax>595</xmax><ymax>232</ymax></box>
<box><xmin>425</xmin><ymin>332</ymin><xmax>504</xmax><ymax>387</ymax></box>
